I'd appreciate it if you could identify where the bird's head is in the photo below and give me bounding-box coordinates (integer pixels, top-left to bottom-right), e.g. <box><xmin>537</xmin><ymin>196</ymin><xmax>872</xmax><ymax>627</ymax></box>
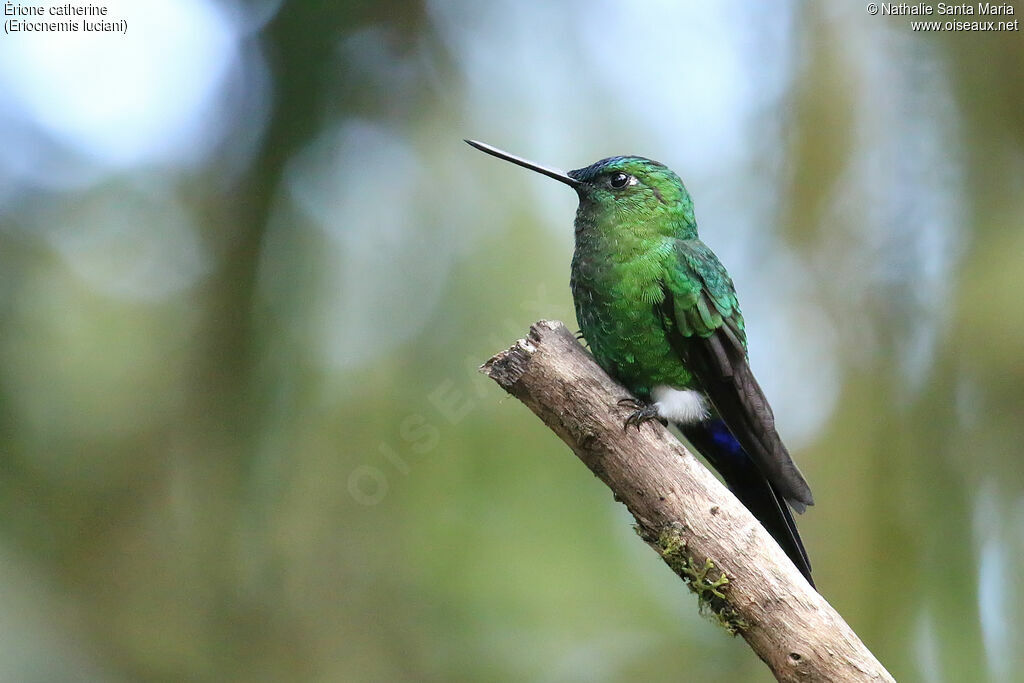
<box><xmin>466</xmin><ymin>140</ymin><xmax>697</xmax><ymax>240</ymax></box>
<box><xmin>567</xmin><ymin>156</ymin><xmax>696</xmax><ymax>237</ymax></box>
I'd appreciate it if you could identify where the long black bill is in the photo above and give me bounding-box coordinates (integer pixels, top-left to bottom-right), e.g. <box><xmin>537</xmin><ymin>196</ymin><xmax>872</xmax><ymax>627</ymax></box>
<box><xmin>465</xmin><ymin>139</ymin><xmax>581</xmax><ymax>189</ymax></box>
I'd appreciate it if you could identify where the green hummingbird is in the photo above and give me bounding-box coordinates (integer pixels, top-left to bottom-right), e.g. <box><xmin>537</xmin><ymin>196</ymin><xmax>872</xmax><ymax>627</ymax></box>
<box><xmin>467</xmin><ymin>139</ymin><xmax>815</xmax><ymax>586</ymax></box>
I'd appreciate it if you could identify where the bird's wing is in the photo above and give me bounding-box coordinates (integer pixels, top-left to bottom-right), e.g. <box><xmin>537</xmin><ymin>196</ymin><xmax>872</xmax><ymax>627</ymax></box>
<box><xmin>658</xmin><ymin>239</ymin><xmax>814</xmax><ymax>511</ymax></box>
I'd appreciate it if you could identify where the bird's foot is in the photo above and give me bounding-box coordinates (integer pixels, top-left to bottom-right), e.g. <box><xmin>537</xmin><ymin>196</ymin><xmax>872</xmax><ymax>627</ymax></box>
<box><xmin>618</xmin><ymin>398</ymin><xmax>667</xmax><ymax>431</ymax></box>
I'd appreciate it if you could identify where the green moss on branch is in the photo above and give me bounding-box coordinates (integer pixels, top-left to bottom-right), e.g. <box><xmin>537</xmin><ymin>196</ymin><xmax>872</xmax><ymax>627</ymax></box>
<box><xmin>656</xmin><ymin>525</ymin><xmax>748</xmax><ymax>635</ymax></box>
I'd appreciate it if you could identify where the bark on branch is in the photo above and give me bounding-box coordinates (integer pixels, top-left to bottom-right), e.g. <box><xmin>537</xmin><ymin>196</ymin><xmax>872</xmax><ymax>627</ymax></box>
<box><xmin>480</xmin><ymin>320</ymin><xmax>894</xmax><ymax>683</ymax></box>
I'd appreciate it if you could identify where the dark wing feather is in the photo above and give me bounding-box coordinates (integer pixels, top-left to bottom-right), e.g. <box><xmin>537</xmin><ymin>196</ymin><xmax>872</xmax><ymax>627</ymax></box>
<box><xmin>660</xmin><ymin>241</ymin><xmax>814</xmax><ymax>510</ymax></box>
<box><xmin>682</xmin><ymin>420</ymin><xmax>814</xmax><ymax>586</ymax></box>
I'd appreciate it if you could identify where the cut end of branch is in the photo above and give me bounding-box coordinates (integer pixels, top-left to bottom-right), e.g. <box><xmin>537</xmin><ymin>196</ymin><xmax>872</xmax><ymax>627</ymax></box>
<box><xmin>479</xmin><ymin>320</ymin><xmax>567</xmax><ymax>389</ymax></box>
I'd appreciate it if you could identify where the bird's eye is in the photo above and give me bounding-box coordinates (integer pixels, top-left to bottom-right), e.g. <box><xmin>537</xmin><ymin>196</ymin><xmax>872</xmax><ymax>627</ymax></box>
<box><xmin>609</xmin><ymin>172</ymin><xmax>631</xmax><ymax>188</ymax></box>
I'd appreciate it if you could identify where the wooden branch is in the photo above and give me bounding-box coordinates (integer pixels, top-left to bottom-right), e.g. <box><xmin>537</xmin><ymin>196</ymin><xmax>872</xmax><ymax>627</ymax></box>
<box><xmin>481</xmin><ymin>320</ymin><xmax>894</xmax><ymax>683</ymax></box>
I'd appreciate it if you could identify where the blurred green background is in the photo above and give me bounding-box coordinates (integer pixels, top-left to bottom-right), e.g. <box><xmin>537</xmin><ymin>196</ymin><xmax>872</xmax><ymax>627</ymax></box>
<box><xmin>0</xmin><ymin>1</ymin><xmax>1022</xmax><ymax>681</ymax></box>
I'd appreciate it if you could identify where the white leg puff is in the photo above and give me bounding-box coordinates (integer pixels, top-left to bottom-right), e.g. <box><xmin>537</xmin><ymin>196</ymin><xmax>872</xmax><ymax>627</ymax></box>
<box><xmin>651</xmin><ymin>385</ymin><xmax>710</xmax><ymax>425</ymax></box>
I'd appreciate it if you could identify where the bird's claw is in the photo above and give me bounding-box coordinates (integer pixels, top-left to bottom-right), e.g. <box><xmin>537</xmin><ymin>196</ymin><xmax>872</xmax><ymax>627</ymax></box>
<box><xmin>618</xmin><ymin>398</ymin><xmax>666</xmax><ymax>431</ymax></box>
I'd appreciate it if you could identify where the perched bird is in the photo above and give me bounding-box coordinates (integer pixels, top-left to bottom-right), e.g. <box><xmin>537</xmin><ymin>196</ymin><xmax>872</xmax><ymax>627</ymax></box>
<box><xmin>467</xmin><ymin>139</ymin><xmax>815</xmax><ymax>587</ymax></box>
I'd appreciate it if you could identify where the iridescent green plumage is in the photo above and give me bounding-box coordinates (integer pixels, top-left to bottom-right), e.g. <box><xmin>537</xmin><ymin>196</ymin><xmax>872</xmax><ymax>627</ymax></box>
<box><xmin>568</xmin><ymin>158</ymin><xmax>745</xmax><ymax>398</ymax></box>
<box><xmin>467</xmin><ymin>140</ymin><xmax>815</xmax><ymax>586</ymax></box>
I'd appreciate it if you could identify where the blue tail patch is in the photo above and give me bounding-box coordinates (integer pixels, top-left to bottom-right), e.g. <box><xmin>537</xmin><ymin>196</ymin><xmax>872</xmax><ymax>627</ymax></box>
<box><xmin>706</xmin><ymin>418</ymin><xmax>743</xmax><ymax>458</ymax></box>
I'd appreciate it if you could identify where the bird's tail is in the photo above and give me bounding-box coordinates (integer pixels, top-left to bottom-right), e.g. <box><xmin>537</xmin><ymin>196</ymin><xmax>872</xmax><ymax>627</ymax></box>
<box><xmin>681</xmin><ymin>419</ymin><xmax>814</xmax><ymax>588</ymax></box>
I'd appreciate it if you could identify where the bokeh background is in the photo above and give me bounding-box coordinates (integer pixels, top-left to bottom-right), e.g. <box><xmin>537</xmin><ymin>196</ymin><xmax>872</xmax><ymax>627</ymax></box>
<box><xmin>0</xmin><ymin>0</ymin><xmax>1022</xmax><ymax>680</ymax></box>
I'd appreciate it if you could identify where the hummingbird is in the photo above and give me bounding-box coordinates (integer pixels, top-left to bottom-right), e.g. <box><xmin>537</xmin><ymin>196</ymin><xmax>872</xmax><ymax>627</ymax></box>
<box><xmin>467</xmin><ymin>139</ymin><xmax>815</xmax><ymax>587</ymax></box>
